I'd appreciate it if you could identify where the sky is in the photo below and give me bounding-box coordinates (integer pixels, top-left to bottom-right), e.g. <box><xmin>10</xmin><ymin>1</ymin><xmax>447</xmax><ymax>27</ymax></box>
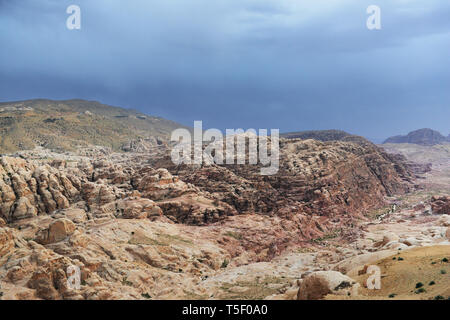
<box><xmin>0</xmin><ymin>0</ymin><xmax>449</xmax><ymax>142</ymax></box>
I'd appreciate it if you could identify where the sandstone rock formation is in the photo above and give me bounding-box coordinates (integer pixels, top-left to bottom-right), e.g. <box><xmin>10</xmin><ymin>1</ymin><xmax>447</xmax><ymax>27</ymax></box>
<box><xmin>0</xmin><ymin>227</ymin><xmax>14</xmax><ymax>257</ymax></box>
<box><xmin>297</xmin><ymin>271</ymin><xmax>360</xmax><ymax>300</ymax></box>
<box><xmin>0</xmin><ymin>154</ymin><xmax>235</xmax><ymax>226</ymax></box>
<box><xmin>35</xmin><ymin>218</ymin><xmax>76</xmax><ymax>245</ymax></box>
<box><xmin>0</xmin><ymin>99</ymin><xmax>449</xmax><ymax>301</ymax></box>
<box><xmin>431</xmin><ymin>196</ymin><xmax>450</xmax><ymax>215</ymax></box>
<box><xmin>152</xmin><ymin>137</ymin><xmax>415</xmax><ymax>236</ymax></box>
<box><xmin>0</xmin><ymin>133</ymin><xmax>445</xmax><ymax>301</ymax></box>
<box><xmin>0</xmin><ymin>157</ymin><xmax>73</xmax><ymax>222</ymax></box>
<box><xmin>384</xmin><ymin>128</ymin><xmax>449</xmax><ymax>146</ymax></box>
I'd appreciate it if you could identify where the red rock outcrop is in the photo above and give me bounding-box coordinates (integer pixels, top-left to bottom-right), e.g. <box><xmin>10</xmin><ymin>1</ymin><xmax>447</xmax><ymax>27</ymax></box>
<box><xmin>0</xmin><ymin>155</ymin><xmax>237</xmax><ymax>225</ymax></box>
<box><xmin>431</xmin><ymin>196</ymin><xmax>450</xmax><ymax>215</ymax></box>
<box><xmin>0</xmin><ymin>157</ymin><xmax>75</xmax><ymax>222</ymax></box>
<box><xmin>0</xmin><ymin>227</ymin><xmax>14</xmax><ymax>257</ymax></box>
<box><xmin>0</xmin><ymin>139</ymin><xmax>437</xmax><ymax>301</ymax></box>
<box><xmin>152</xmin><ymin>138</ymin><xmax>414</xmax><ymax>224</ymax></box>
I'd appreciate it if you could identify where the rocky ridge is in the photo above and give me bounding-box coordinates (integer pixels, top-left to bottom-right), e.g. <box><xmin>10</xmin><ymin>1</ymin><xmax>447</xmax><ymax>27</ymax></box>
<box><xmin>0</xmin><ymin>135</ymin><xmax>448</xmax><ymax>300</ymax></box>
<box><xmin>383</xmin><ymin>128</ymin><xmax>449</xmax><ymax>146</ymax></box>
<box><xmin>0</xmin><ymin>133</ymin><xmax>423</xmax><ymax>300</ymax></box>
<box><xmin>0</xmin><ymin>99</ymin><xmax>187</xmax><ymax>154</ymax></box>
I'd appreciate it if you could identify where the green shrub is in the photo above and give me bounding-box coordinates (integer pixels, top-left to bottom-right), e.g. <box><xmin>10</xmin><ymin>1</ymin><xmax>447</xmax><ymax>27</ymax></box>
<box><xmin>221</xmin><ymin>259</ymin><xmax>229</xmax><ymax>268</ymax></box>
<box><xmin>415</xmin><ymin>288</ymin><xmax>426</xmax><ymax>294</ymax></box>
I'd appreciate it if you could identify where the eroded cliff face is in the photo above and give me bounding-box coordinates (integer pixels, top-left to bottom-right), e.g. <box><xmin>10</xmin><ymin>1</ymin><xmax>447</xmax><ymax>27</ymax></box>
<box><xmin>0</xmin><ymin>155</ymin><xmax>235</xmax><ymax>226</ymax></box>
<box><xmin>0</xmin><ymin>138</ymin><xmax>419</xmax><ymax>300</ymax></box>
<box><xmin>153</xmin><ymin>138</ymin><xmax>414</xmax><ymax>220</ymax></box>
<box><xmin>432</xmin><ymin>196</ymin><xmax>450</xmax><ymax>215</ymax></box>
<box><xmin>1</xmin><ymin>138</ymin><xmax>415</xmax><ymax>226</ymax></box>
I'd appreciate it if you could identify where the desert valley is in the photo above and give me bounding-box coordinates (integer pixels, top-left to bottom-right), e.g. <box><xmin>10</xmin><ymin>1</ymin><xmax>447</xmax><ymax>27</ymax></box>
<box><xmin>0</xmin><ymin>100</ymin><xmax>448</xmax><ymax>300</ymax></box>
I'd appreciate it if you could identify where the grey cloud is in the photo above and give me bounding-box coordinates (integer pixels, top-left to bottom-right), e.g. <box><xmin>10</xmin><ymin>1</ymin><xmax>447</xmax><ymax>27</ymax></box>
<box><xmin>0</xmin><ymin>0</ymin><xmax>449</xmax><ymax>141</ymax></box>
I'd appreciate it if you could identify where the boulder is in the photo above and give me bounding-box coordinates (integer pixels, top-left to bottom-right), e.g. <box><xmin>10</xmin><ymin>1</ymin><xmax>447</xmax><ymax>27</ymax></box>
<box><xmin>333</xmin><ymin>250</ymin><xmax>396</xmax><ymax>274</ymax></box>
<box><xmin>27</xmin><ymin>267</ymin><xmax>59</xmax><ymax>300</ymax></box>
<box><xmin>401</xmin><ymin>237</ymin><xmax>419</xmax><ymax>247</ymax></box>
<box><xmin>375</xmin><ymin>232</ymin><xmax>399</xmax><ymax>247</ymax></box>
<box><xmin>297</xmin><ymin>271</ymin><xmax>360</xmax><ymax>300</ymax></box>
<box><xmin>383</xmin><ymin>233</ymin><xmax>399</xmax><ymax>244</ymax></box>
<box><xmin>439</xmin><ymin>215</ymin><xmax>450</xmax><ymax>227</ymax></box>
<box><xmin>60</xmin><ymin>208</ymin><xmax>88</xmax><ymax>223</ymax></box>
<box><xmin>12</xmin><ymin>196</ymin><xmax>37</xmax><ymax>220</ymax></box>
<box><xmin>117</xmin><ymin>198</ymin><xmax>162</xmax><ymax>219</ymax></box>
<box><xmin>36</xmin><ymin>218</ymin><xmax>76</xmax><ymax>245</ymax></box>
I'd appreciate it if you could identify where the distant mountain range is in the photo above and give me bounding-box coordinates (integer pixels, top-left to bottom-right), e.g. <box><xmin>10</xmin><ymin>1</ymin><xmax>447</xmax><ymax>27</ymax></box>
<box><xmin>0</xmin><ymin>99</ymin><xmax>187</xmax><ymax>154</ymax></box>
<box><xmin>383</xmin><ymin>128</ymin><xmax>450</xmax><ymax>146</ymax></box>
<box><xmin>280</xmin><ymin>129</ymin><xmax>375</xmax><ymax>146</ymax></box>
<box><xmin>1</xmin><ymin>99</ymin><xmax>448</xmax><ymax>154</ymax></box>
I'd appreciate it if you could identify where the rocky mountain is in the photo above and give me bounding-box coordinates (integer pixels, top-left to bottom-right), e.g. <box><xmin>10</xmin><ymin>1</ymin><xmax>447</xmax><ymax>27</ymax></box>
<box><xmin>282</xmin><ymin>130</ymin><xmax>430</xmax><ymax>177</ymax></box>
<box><xmin>0</xmin><ymin>100</ymin><xmax>448</xmax><ymax>300</ymax></box>
<box><xmin>152</xmin><ymin>138</ymin><xmax>416</xmax><ymax>220</ymax></box>
<box><xmin>281</xmin><ymin>130</ymin><xmax>353</xmax><ymax>141</ymax></box>
<box><xmin>0</xmin><ymin>137</ymin><xmax>415</xmax><ymax>227</ymax></box>
<box><xmin>282</xmin><ymin>129</ymin><xmax>381</xmax><ymax>146</ymax></box>
<box><xmin>1</xmin><ymin>138</ymin><xmax>448</xmax><ymax>300</ymax></box>
<box><xmin>383</xmin><ymin>128</ymin><xmax>449</xmax><ymax>146</ymax></box>
<box><xmin>0</xmin><ymin>131</ymin><xmax>424</xmax><ymax>299</ymax></box>
<box><xmin>0</xmin><ymin>99</ymin><xmax>187</xmax><ymax>154</ymax></box>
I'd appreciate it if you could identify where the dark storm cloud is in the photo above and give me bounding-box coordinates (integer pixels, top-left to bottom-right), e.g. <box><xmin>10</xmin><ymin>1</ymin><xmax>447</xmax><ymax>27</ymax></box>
<box><xmin>0</xmin><ymin>0</ymin><xmax>449</xmax><ymax>141</ymax></box>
